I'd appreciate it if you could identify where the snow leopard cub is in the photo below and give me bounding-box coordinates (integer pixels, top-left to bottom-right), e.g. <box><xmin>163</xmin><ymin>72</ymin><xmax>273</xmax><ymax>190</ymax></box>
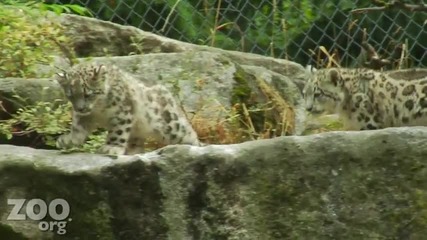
<box><xmin>55</xmin><ymin>62</ymin><xmax>201</xmax><ymax>155</ymax></box>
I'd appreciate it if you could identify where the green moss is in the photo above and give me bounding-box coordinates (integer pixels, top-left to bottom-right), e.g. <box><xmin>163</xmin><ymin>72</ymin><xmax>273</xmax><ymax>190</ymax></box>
<box><xmin>270</xmin><ymin>75</ymin><xmax>300</xmax><ymax>103</ymax></box>
<box><xmin>216</xmin><ymin>55</ymin><xmax>233</xmax><ymax>66</ymax></box>
<box><xmin>244</xmin><ymin>165</ymin><xmax>325</xmax><ymax>239</ymax></box>
<box><xmin>231</xmin><ymin>64</ymin><xmax>253</xmax><ymax>105</ymax></box>
<box><xmin>240</xmin><ymin>139</ymin><xmax>427</xmax><ymax>239</ymax></box>
<box><xmin>324</xmin><ymin>120</ymin><xmax>344</xmax><ymax>130</ymax></box>
<box><xmin>0</xmin><ymin>3</ymin><xmax>73</xmax><ymax>78</ymax></box>
<box><xmin>63</xmin><ymin>202</ymin><xmax>113</xmax><ymax>240</ymax></box>
<box><xmin>302</xmin><ymin>114</ymin><xmax>345</xmax><ymax>135</ymax></box>
<box><xmin>177</xmin><ymin>157</ymin><xmax>250</xmax><ymax>240</ymax></box>
<box><xmin>0</xmin><ymin>224</ymin><xmax>29</xmax><ymax>240</ymax></box>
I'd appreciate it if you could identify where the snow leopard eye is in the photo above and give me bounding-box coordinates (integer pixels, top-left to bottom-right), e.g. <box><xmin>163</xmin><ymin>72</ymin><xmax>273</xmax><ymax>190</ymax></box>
<box><xmin>312</xmin><ymin>86</ymin><xmax>321</xmax><ymax>98</ymax></box>
<box><xmin>83</xmin><ymin>90</ymin><xmax>94</xmax><ymax>99</ymax></box>
<box><xmin>55</xmin><ymin>72</ymin><xmax>69</xmax><ymax>85</ymax></box>
<box><xmin>64</xmin><ymin>89</ymin><xmax>72</xmax><ymax>98</ymax></box>
<box><xmin>56</xmin><ymin>72</ymin><xmax>66</xmax><ymax>78</ymax></box>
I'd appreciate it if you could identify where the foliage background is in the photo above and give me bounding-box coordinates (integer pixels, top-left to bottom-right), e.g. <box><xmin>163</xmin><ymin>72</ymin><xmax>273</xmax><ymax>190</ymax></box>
<box><xmin>49</xmin><ymin>0</ymin><xmax>426</xmax><ymax>68</ymax></box>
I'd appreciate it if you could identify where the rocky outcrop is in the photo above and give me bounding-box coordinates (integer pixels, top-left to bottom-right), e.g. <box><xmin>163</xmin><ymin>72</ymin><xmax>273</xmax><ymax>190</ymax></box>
<box><xmin>0</xmin><ymin>13</ymin><xmax>311</xmax><ymax>138</ymax></box>
<box><xmin>386</xmin><ymin>68</ymin><xmax>427</xmax><ymax>80</ymax></box>
<box><xmin>0</xmin><ymin>78</ymin><xmax>65</xmax><ymax>119</ymax></box>
<box><xmin>1</xmin><ymin>53</ymin><xmax>307</xmax><ymax>136</ymax></box>
<box><xmin>58</xmin><ymin>14</ymin><xmax>305</xmax><ymax>78</ymax></box>
<box><xmin>1</xmin><ymin>127</ymin><xmax>427</xmax><ymax>239</ymax></box>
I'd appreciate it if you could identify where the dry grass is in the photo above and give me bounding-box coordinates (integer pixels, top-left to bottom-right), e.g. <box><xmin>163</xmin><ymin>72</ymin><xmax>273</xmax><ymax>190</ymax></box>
<box><xmin>256</xmin><ymin>77</ymin><xmax>295</xmax><ymax>136</ymax></box>
<box><xmin>174</xmin><ymin>76</ymin><xmax>298</xmax><ymax>145</ymax></box>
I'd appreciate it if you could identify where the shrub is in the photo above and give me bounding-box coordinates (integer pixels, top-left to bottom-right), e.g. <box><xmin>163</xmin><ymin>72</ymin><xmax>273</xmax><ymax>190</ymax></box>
<box><xmin>0</xmin><ymin>0</ymin><xmax>90</xmax><ymax>78</ymax></box>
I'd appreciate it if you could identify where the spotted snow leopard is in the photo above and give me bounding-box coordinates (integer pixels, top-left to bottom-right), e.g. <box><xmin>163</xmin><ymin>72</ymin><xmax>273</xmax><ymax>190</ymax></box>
<box><xmin>55</xmin><ymin>62</ymin><xmax>201</xmax><ymax>155</ymax></box>
<box><xmin>303</xmin><ymin>67</ymin><xmax>427</xmax><ymax>130</ymax></box>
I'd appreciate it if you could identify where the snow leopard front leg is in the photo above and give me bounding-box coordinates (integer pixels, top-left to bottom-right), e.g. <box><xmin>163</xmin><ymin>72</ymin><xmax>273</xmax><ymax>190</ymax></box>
<box><xmin>56</xmin><ymin>112</ymin><xmax>95</xmax><ymax>149</ymax></box>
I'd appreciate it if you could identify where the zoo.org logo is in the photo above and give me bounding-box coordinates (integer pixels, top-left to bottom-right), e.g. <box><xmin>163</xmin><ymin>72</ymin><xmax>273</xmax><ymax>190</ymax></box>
<box><xmin>7</xmin><ymin>198</ymin><xmax>71</xmax><ymax>235</ymax></box>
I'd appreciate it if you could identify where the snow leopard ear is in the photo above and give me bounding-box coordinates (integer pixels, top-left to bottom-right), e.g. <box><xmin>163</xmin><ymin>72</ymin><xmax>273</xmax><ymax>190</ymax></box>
<box><xmin>305</xmin><ymin>65</ymin><xmax>317</xmax><ymax>73</ymax></box>
<box><xmin>55</xmin><ymin>71</ymin><xmax>68</xmax><ymax>84</ymax></box>
<box><xmin>53</xmin><ymin>65</ymin><xmax>67</xmax><ymax>79</ymax></box>
<box><xmin>92</xmin><ymin>64</ymin><xmax>106</xmax><ymax>81</ymax></box>
<box><xmin>56</xmin><ymin>72</ymin><xmax>66</xmax><ymax>78</ymax></box>
<box><xmin>327</xmin><ymin>68</ymin><xmax>341</xmax><ymax>86</ymax></box>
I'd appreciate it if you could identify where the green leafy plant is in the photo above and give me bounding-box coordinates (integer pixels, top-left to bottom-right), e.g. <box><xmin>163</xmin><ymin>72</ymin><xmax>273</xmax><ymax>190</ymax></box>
<box><xmin>38</xmin><ymin>1</ymin><xmax>92</xmax><ymax>16</ymax></box>
<box><xmin>1</xmin><ymin>0</ymin><xmax>93</xmax><ymax>16</ymax></box>
<box><xmin>0</xmin><ymin>0</ymin><xmax>90</xmax><ymax>78</ymax></box>
<box><xmin>0</xmin><ymin>98</ymin><xmax>107</xmax><ymax>153</ymax></box>
<box><xmin>0</xmin><ymin>100</ymin><xmax>72</xmax><ymax>146</ymax></box>
<box><xmin>59</xmin><ymin>132</ymin><xmax>108</xmax><ymax>154</ymax></box>
<box><xmin>0</xmin><ymin>0</ymin><xmax>99</xmax><ymax>151</ymax></box>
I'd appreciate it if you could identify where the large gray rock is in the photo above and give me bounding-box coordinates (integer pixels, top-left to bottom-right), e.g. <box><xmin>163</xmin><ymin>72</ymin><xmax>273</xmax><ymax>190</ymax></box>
<box><xmin>0</xmin><ymin>78</ymin><xmax>65</xmax><ymax>119</ymax></box>
<box><xmin>1</xmin><ymin>127</ymin><xmax>427</xmax><ymax>239</ymax></box>
<box><xmin>1</xmin><ymin>51</ymin><xmax>307</xmax><ymax>136</ymax></box>
<box><xmin>58</xmin><ymin>14</ymin><xmax>304</xmax><ymax>78</ymax></box>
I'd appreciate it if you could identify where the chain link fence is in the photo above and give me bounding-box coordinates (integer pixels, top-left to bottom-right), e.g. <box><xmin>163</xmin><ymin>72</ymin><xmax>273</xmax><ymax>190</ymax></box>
<box><xmin>54</xmin><ymin>0</ymin><xmax>426</xmax><ymax>68</ymax></box>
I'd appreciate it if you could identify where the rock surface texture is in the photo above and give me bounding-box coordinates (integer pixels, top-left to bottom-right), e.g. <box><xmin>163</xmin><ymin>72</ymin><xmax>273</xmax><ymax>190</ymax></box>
<box><xmin>1</xmin><ymin>127</ymin><xmax>427</xmax><ymax>239</ymax></box>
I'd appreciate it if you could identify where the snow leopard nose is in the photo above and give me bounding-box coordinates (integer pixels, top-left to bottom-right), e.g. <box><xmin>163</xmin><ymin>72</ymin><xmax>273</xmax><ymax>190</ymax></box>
<box><xmin>305</xmin><ymin>102</ymin><xmax>314</xmax><ymax>111</ymax></box>
<box><xmin>74</xmin><ymin>99</ymin><xmax>86</xmax><ymax>112</ymax></box>
<box><xmin>74</xmin><ymin>103</ymin><xmax>86</xmax><ymax>112</ymax></box>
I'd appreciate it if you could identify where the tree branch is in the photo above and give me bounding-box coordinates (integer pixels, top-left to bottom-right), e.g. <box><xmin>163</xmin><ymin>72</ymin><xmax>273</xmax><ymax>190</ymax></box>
<box><xmin>351</xmin><ymin>0</ymin><xmax>427</xmax><ymax>14</ymax></box>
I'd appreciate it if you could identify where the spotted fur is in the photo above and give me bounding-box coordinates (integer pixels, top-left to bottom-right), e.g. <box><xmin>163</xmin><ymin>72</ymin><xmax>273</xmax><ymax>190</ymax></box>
<box><xmin>56</xmin><ymin>62</ymin><xmax>201</xmax><ymax>155</ymax></box>
<box><xmin>303</xmin><ymin>67</ymin><xmax>427</xmax><ymax>130</ymax></box>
